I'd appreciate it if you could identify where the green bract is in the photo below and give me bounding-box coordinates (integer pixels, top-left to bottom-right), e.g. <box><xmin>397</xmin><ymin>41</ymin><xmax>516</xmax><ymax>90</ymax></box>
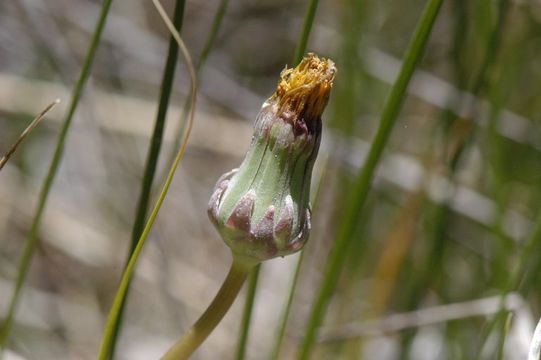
<box><xmin>208</xmin><ymin>53</ymin><xmax>335</xmax><ymax>263</ymax></box>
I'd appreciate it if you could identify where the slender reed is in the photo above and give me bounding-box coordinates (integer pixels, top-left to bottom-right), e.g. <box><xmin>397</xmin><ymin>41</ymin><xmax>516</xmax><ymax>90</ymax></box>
<box><xmin>96</xmin><ymin>0</ymin><xmax>197</xmax><ymax>357</ymax></box>
<box><xmin>198</xmin><ymin>0</ymin><xmax>229</xmax><ymax>69</ymax></box>
<box><xmin>269</xmin><ymin>251</ymin><xmax>305</xmax><ymax>360</ymax></box>
<box><xmin>298</xmin><ymin>0</ymin><xmax>444</xmax><ymax>357</ymax></box>
<box><xmin>0</xmin><ymin>0</ymin><xmax>113</xmax><ymax>353</ymax></box>
<box><xmin>234</xmin><ymin>264</ymin><xmax>260</xmax><ymax>360</ymax></box>
<box><xmin>293</xmin><ymin>0</ymin><xmax>320</xmax><ymax>65</ymax></box>
<box><xmin>400</xmin><ymin>1</ymin><xmax>510</xmax><ymax>357</ymax></box>
<box><xmin>105</xmin><ymin>2</ymin><xmax>187</xmax><ymax>358</ymax></box>
<box><xmin>162</xmin><ymin>0</ymin><xmax>230</xmax><ymax>181</ymax></box>
<box><xmin>129</xmin><ymin>0</ymin><xmax>186</xmax><ymax>271</ymax></box>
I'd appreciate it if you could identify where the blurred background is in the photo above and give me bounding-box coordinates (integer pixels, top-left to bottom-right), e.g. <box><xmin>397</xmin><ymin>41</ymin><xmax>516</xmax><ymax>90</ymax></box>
<box><xmin>1</xmin><ymin>0</ymin><xmax>541</xmax><ymax>359</ymax></box>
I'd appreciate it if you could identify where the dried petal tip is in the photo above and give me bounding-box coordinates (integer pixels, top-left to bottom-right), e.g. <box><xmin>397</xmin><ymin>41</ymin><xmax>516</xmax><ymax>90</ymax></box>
<box><xmin>274</xmin><ymin>53</ymin><xmax>336</xmax><ymax>120</ymax></box>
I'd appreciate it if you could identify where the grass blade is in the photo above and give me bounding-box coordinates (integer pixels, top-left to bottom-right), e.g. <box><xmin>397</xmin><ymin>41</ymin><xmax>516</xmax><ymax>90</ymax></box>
<box><xmin>268</xmin><ymin>251</ymin><xmax>304</xmax><ymax>360</ymax></box>
<box><xmin>130</xmin><ymin>0</ymin><xmax>186</xmax><ymax>267</ymax></box>
<box><xmin>96</xmin><ymin>0</ymin><xmax>197</xmax><ymax>357</ymax></box>
<box><xmin>293</xmin><ymin>0</ymin><xmax>320</xmax><ymax>65</ymax></box>
<box><xmin>104</xmin><ymin>1</ymin><xmax>187</xmax><ymax>359</ymax></box>
<box><xmin>400</xmin><ymin>1</ymin><xmax>510</xmax><ymax>356</ymax></box>
<box><xmin>298</xmin><ymin>0</ymin><xmax>444</xmax><ymax>358</ymax></box>
<box><xmin>160</xmin><ymin>0</ymin><xmax>229</xmax><ymax>184</ymax></box>
<box><xmin>235</xmin><ymin>264</ymin><xmax>261</xmax><ymax>360</ymax></box>
<box><xmin>0</xmin><ymin>0</ymin><xmax>113</xmax><ymax>352</ymax></box>
<box><xmin>198</xmin><ymin>0</ymin><xmax>229</xmax><ymax>70</ymax></box>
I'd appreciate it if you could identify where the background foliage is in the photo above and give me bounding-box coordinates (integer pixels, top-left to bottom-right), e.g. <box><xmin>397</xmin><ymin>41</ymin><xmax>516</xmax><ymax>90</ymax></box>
<box><xmin>1</xmin><ymin>0</ymin><xmax>540</xmax><ymax>359</ymax></box>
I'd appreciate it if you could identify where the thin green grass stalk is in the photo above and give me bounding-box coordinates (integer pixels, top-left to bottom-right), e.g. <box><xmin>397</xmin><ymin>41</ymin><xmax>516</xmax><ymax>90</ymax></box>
<box><xmin>198</xmin><ymin>0</ymin><xmax>229</xmax><ymax>69</ymax></box>
<box><xmin>449</xmin><ymin>0</ymin><xmax>469</xmax><ymax>91</ymax></box>
<box><xmin>0</xmin><ymin>0</ymin><xmax>113</xmax><ymax>353</ymax></box>
<box><xmin>442</xmin><ymin>0</ymin><xmax>509</xmax><ymax>173</ymax></box>
<box><xmin>235</xmin><ymin>264</ymin><xmax>261</xmax><ymax>360</ymax></box>
<box><xmin>97</xmin><ymin>0</ymin><xmax>197</xmax><ymax>357</ymax></box>
<box><xmin>268</xmin><ymin>251</ymin><xmax>305</xmax><ymax>360</ymax></box>
<box><xmin>293</xmin><ymin>0</ymin><xmax>320</xmax><ymax>65</ymax></box>
<box><xmin>129</xmin><ymin>0</ymin><xmax>186</xmax><ymax>270</ymax></box>
<box><xmin>105</xmin><ymin>2</ymin><xmax>187</xmax><ymax>359</ymax></box>
<box><xmin>298</xmin><ymin>1</ymin><xmax>444</xmax><ymax>358</ymax></box>
<box><xmin>496</xmin><ymin>313</ymin><xmax>513</xmax><ymax>360</ymax></box>
<box><xmin>315</xmin><ymin>2</ymin><xmax>368</xmax><ymax>356</ymax></box>
<box><xmin>397</xmin><ymin>0</ymin><xmax>470</xmax><ymax>330</ymax></box>
<box><xmin>438</xmin><ymin>2</ymin><xmax>515</xmax><ymax>356</ymax></box>
<box><xmin>236</xmin><ymin>0</ymin><xmax>322</xmax><ymax>356</ymax></box>
<box><xmin>400</xmin><ymin>1</ymin><xmax>510</xmax><ymax>356</ymax></box>
<box><xmin>162</xmin><ymin>0</ymin><xmax>230</xmax><ymax>184</ymax></box>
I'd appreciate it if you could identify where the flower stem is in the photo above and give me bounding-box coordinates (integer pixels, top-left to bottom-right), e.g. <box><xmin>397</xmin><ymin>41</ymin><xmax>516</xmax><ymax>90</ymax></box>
<box><xmin>161</xmin><ymin>257</ymin><xmax>256</xmax><ymax>360</ymax></box>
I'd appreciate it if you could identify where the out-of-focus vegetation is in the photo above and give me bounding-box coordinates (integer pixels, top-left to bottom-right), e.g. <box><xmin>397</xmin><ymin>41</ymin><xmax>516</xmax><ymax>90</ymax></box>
<box><xmin>1</xmin><ymin>0</ymin><xmax>541</xmax><ymax>359</ymax></box>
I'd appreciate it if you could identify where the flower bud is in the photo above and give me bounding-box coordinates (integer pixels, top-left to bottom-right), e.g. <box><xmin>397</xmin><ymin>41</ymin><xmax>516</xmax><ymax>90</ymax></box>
<box><xmin>208</xmin><ymin>53</ymin><xmax>336</xmax><ymax>263</ymax></box>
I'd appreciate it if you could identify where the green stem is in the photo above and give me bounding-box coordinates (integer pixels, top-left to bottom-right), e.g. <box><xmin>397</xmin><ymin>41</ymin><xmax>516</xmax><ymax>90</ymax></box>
<box><xmin>161</xmin><ymin>257</ymin><xmax>256</xmax><ymax>360</ymax></box>
<box><xmin>97</xmin><ymin>119</ymin><xmax>194</xmax><ymax>359</ymax></box>
<box><xmin>298</xmin><ymin>0</ymin><xmax>444</xmax><ymax>358</ymax></box>
<box><xmin>130</xmin><ymin>0</ymin><xmax>186</xmax><ymax>263</ymax></box>
<box><xmin>0</xmin><ymin>0</ymin><xmax>113</xmax><ymax>353</ymax></box>
<box><xmin>235</xmin><ymin>264</ymin><xmax>261</xmax><ymax>360</ymax></box>
<box><xmin>106</xmin><ymin>2</ymin><xmax>186</xmax><ymax>359</ymax></box>
<box><xmin>97</xmin><ymin>0</ymin><xmax>198</xmax><ymax>356</ymax></box>
<box><xmin>293</xmin><ymin>0</ymin><xmax>320</xmax><ymax>65</ymax></box>
<box><xmin>496</xmin><ymin>312</ymin><xmax>512</xmax><ymax>360</ymax></box>
<box><xmin>269</xmin><ymin>251</ymin><xmax>304</xmax><ymax>360</ymax></box>
<box><xmin>402</xmin><ymin>1</ymin><xmax>510</xmax><ymax>357</ymax></box>
<box><xmin>161</xmin><ymin>0</ymin><xmax>230</xmax><ymax>185</ymax></box>
<box><xmin>198</xmin><ymin>0</ymin><xmax>229</xmax><ymax>70</ymax></box>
